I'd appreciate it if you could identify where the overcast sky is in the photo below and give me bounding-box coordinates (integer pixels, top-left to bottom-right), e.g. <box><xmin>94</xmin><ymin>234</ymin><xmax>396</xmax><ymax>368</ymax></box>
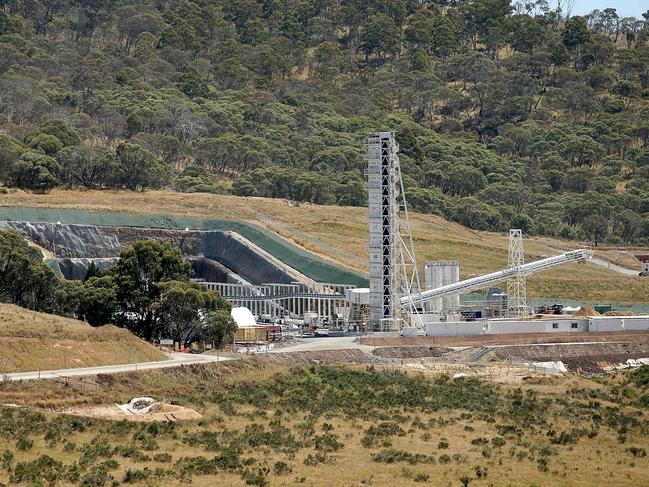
<box><xmin>566</xmin><ymin>0</ymin><xmax>646</xmax><ymax>18</ymax></box>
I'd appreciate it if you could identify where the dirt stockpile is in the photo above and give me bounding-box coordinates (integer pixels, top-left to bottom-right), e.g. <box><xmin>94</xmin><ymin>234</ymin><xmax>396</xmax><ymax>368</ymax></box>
<box><xmin>575</xmin><ymin>306</ymin><xmax>599</xmax><ymax>316</ymax></box>
<box><xmin>495</xmin><ymin>341</ymin><xmax>649</xmax><ymax>374</ymax></box>
<box><xmin>68</xmin><ymin>403</ymin><xmax>201</xmax><ymax>422</ymax></box>
<box><xmin>371</xmin><ymin>346</ymin><xmax>452</xmax><ymax>359</ymax></box>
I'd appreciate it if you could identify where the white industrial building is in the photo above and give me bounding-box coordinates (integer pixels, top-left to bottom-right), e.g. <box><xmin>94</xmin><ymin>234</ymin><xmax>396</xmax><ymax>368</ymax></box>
<box><xmin>424</xmin><ymin>316</ymin><xmax>649</xmax><ymax>336</ymax></box>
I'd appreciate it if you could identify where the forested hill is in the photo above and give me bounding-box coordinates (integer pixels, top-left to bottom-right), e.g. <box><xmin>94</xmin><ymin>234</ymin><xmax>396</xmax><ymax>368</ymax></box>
<box><xmin>0</xmin><ymin>2</ymin><xmax>648</xmax><ymax>245</ymax></box>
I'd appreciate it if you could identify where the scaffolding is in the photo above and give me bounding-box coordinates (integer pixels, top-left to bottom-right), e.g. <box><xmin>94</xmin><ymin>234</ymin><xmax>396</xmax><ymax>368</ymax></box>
<box><xmin>365</xmin><ymin>132</ymin><xmax>420</xmax><ymax>331</ymax></box>
<box><xmin>507</xmin><ymin>229</ymin><xmax>527</xmax><ymax>317</ymax></box>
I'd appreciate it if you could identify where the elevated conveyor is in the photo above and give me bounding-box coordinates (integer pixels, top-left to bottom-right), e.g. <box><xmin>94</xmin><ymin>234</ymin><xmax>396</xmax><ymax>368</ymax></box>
<box><xmin>402</xmin><ymin>249</ymin><xmax>592</xmax><ymax>308</ymax></box>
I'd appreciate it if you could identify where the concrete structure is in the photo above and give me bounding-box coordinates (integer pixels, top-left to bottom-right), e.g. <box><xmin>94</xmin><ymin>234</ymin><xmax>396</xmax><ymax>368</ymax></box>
<box><xmin>203</xmin><ymin>281</ymin><xmax>353</xmax><ymax>321</ymax></box>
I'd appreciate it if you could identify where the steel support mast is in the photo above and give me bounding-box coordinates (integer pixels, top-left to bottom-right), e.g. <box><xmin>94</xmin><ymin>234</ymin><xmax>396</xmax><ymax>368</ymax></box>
<box><xmin>507</xmin><ymin>229</ymin><xmax>527</xmax><ymax>317</ymax></box>
<box><xmin>365</xmin><ymin>132</ymin><xmax>420</xmax><ymax>331</ymax></box>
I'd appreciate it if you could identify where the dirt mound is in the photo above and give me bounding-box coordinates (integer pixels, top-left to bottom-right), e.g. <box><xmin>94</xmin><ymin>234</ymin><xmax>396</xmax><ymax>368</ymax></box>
<box><xmin>575</xmin><ymin>306</ymin><xmax>599</xmax><ymax>316</ymax></box>
<box><xmin>603</xmin><ymin>311</ymin><xmax>636</xmax><ymax>316</ymax></box>
<box><xmin>67</xmin><ymin>403</ymin><xmax>201</xmax><ymax>422</ymax></box>
<box><xmin>372</xmin><ymin>346</ymin><xmax>451</xmax><ymax>359</ymax></box>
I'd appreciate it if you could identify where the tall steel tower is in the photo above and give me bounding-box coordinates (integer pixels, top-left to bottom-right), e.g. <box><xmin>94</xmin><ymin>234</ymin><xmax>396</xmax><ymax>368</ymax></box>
<box><xmin>365</xmin><ymin>132</ymin><xmax>420</xmax><ymax>331</ymax></box>
<box><xmin>507</xmin><ymin>229</ymin><xmax>527</xmax><ymax>317</ymax></box>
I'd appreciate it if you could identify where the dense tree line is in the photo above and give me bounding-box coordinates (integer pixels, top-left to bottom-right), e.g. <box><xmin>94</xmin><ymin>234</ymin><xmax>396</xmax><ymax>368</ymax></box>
<box><xmin>0</xmin><ymin>230</ymin><xmax>234</xmax><ymax>348</ymax></box>
<box><xmin>0</xmin><ymin>1</ymin><xmax>648</xmax><ymax>244</ymax></box>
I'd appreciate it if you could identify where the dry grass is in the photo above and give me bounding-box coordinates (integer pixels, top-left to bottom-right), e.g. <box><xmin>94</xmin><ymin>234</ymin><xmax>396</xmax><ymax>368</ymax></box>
<box><xmin>0</xmin><ymin>362</ymin><xmax>647</xmax><ymax>486</ymax></box>
<box><xmin>0</xmin><ymin>304</ymin><xmax>165</xmax><ymax>372</ymax></box>
<box><xmin>1</xmin><ymin>189</ymin><xmax>648</xmax><ymax>304</ymax></box>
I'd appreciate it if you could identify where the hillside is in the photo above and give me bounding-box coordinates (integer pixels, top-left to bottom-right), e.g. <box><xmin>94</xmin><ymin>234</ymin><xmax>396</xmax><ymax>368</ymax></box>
<box><xmin>2</xmin><ymin>189</ymin><xmax>648</xmax><ymax>305</ymax></box>
<box><xmin>0</xmin><ymin>304</ymin><xmax>166</xmax><ymax>373</ymax></box>
<box><xmin>0</xmin><ymin>1</ymin><xmax>647</xmax><ymax>247</ymax></box>
<box><xmin>0</xmin><ymin>360</ymin><xmax>648</xmax><ymax>486</ymax></box>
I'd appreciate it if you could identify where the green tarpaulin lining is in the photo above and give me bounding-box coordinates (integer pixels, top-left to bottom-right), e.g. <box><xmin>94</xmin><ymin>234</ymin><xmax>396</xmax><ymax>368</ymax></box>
<box><xmin>0</xmin><ymin>207</ymin><xmax>368</xmax><ymax>287</ymax></box>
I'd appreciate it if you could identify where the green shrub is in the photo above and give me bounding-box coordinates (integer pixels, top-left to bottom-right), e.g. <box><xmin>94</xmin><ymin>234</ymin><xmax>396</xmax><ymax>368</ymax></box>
<box><xmin>1</xmin><ymin>450</ymin><xmax>13</xmax><ymax>470</ymax></box>
<box><xmin>630</xmin><ymin>366</ymin><xmax>649</xmax><ymax>388</ymax></box>
<box><xmin>79</xmin><ymin>465</ymin><xmax>112</xmax><ymax>487</ymax></box>
<box><xmin>153</xmin><ymin>453</ymin><xmax>173</xmax><ymax>463</ymax></box>
<box><xmin>242</xmin><ymin>467</ymin><xmax>270</xmax><ymax>486</ymax></box>
<box><xmin>626</xmin><ymin>447</ymin><xmax>647</xmax><ymax>458</ymax></box>
<box><xmin>414</xmin><ymin>472</ymin><xmax>430</xmax><ymax>482</ymax></box>
<box><xmin>491</xmin><ymin>436</ymin><xmax>506</xmax><ymax>447</ymax></box>
<box><xmin>123</xmin><ymin>467</ymin><xmax>151</xmax><ymax>483</ymax></box>
<box><xmin>313</xmin><ymin>432</ymin><xmax>343</xmax><ymax>453</ymax></box>
<box><xmin>273</xmin><ymin>461</ymin><xmax>292</xmax><ymax>475</ymax></box>
<box><xmin>10</xmin><ymin>455</ymin><xmax>64</xmax><ymax>483</ymax></box>
<box><xmin>16</xmin><ymin>437</ymin><xmax>33</xmax><ymax>450</ymax></box>
<box><xmin>63</xmin><ymin>441</ymin><xmax>76</xmax><ymax>452</ymax></box>
<box><xmin>175</xmin><ymin>456</ymin><xmax>219</xmax><ymax>476</ymax></box>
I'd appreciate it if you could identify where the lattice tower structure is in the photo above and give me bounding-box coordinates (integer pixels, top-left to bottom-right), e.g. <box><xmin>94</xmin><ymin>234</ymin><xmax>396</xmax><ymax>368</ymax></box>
<box><xmin>365</xmin><ymin>132</ymin><xmax>420</xmax><ymax>331</ymax></box>
<box><xmin>506</xmin><ymin>229</ymin><xmax>527</xmax><ymax>317</ymax></box>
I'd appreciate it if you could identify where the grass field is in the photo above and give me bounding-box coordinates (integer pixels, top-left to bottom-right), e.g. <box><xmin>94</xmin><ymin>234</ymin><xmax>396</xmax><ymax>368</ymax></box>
<box><xmin>0</xmin><ymin>304</ymin><xmax>166</xmax><ymax>373</ymax></box>
<box><xmin>0</xmin><ymin>189</ymin><xmax>648</xmax><ymax>304</ymax></box>
<box><xmin>0</xmin><ymin>359</ymin><xmax>647</xmax><ymax>486</ymax></box>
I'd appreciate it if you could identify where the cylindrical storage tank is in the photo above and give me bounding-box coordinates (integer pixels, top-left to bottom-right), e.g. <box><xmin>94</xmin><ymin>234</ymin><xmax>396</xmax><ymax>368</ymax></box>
<box><xmin>441</xmin><ymin>261</ymin><xmax>460</xmax><ymax>311</ymax></box>
<box><xmin>424</xmin><ymin>261</ymin><xmax>460</xmax><ymax>313</ymax></box>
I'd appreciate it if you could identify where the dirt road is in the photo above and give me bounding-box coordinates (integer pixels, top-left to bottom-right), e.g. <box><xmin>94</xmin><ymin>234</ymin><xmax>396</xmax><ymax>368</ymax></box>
<box><xmin>1</xmin><ymin>352</ymin><xmax>231</xmax><ymax>382</ymax></box>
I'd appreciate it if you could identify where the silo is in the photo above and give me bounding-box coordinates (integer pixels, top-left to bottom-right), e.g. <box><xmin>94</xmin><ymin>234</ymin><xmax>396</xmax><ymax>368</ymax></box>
<box><xmin>424</xmin><ymin>261</ymin><xmax>460</xmax><ymax>313</ymax></box>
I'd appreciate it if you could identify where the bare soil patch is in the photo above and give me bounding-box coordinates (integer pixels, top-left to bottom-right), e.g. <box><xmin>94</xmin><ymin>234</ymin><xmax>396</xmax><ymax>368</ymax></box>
<box><xmin>371</xmin><ymin>346</ymin><xmax>452</xmax><ymax>358</ymax></box>
<box><xmin>66</xmin><ymin>402</ymin><xmax>202</xmax><ymax>422</ymax></box>
<box><xmin>495</xmin><ymin>341</ymin><xmax>649</xmax><ymax>375</ymax></box>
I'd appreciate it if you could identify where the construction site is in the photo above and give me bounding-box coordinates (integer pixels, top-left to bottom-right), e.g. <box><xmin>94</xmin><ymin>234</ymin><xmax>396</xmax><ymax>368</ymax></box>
<box><xmin>1</xmin><ymin>132</ymin><xmax>647</xmax><ymax>343</ymax></box>
<box><xmin>0</xmin><ymin>133</ymin><xmax>648</xmax><ymax>487</ymax></box>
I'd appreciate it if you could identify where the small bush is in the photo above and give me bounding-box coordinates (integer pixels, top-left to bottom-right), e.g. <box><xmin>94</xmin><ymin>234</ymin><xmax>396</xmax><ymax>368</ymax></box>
<box><xmin>153</xmin><ymin>453</ymin><xmax>172</xmax><ymax>463</ymax></box>
<box><xmin>242</xmin><ymin>467</ymin><xmax>270</xmax><ymax>486</ymax></box>
<box><xmin>1</xmin><ymin>450</ymin><xmax>13</xmax><ymax>470</ymax></box>
<box><xmin>123</xmin><ymin>468</ymin><xmax>151</xmax><ymax>483</ymax></box>
<box><xmin>626</xmin><ymin>447</ymin><xmax>646</xmax><ymax>458</ymax></box>
<box><xmin>63</xmin><ymin>441</ymin><xmax>76</xmax><ymax>452</ymax></box>
<box><xmin>80</xmin><ymin>465</ymin><xmax>111</xmax><ymax>487</ymax></box>
<box><xmin>373</xmin><ymin>449</ymin><xmax>435</xmax><ymax>465</ymax></box>
<box><xmin>16</xmin><ymin>437</ymin><xmax>33</xmax><ymax>451</ymax></box>
<box><xmin>273</xmin><ymin>461</ymin><xmax>292</xmax><ymax>475</ymax></box>
<box><xmin>491</xmin><ymin>437</ymin><xmax>506</xmax><ymax>448</ymax></box>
